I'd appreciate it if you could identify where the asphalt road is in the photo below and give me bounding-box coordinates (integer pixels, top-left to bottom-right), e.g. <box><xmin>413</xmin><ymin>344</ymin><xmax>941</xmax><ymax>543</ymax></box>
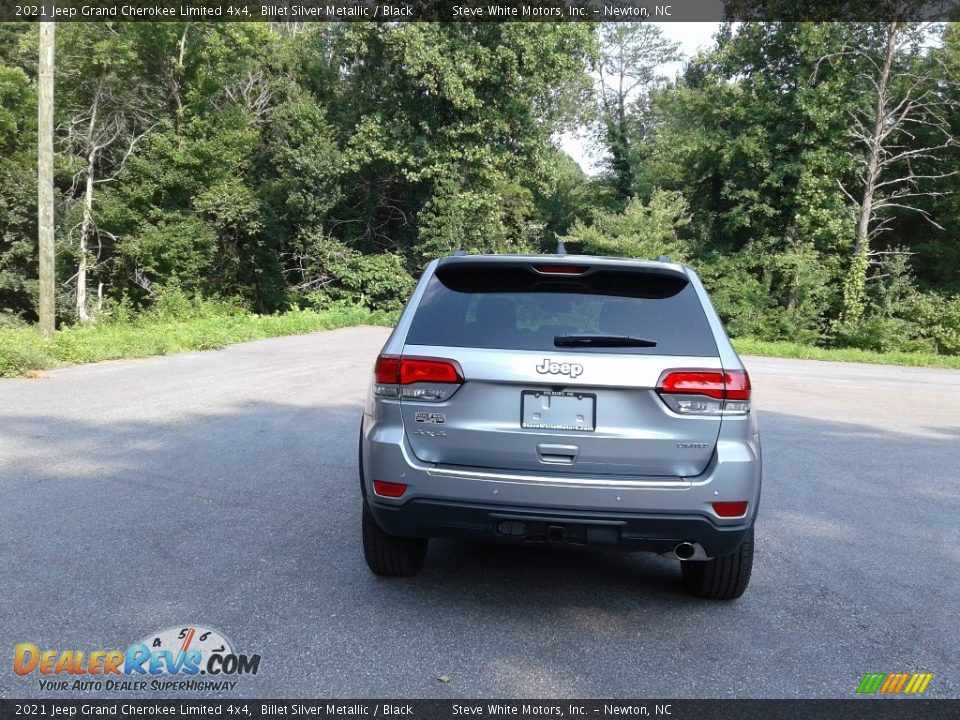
<box><xmin>1</xmin><ymin>326</ymin><xmax>958</xmax><ymax>699</ymax></box>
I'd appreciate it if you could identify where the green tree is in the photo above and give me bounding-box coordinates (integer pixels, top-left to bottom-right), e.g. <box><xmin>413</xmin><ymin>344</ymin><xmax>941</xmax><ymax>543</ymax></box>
<box><xmin>0</xmin><ymin>63</ymin><xmax>38</xmax><ymax>318</ymax></box>
<box><xmin>636</xmin><ymin>24</ymin><xmax>876</xmax><ymax>340</ymax></box>
<box><xmin>595</xmin><ymin>23</ymin><xmax>680</xmax><ymax>203</ymax></box>
<box><xmin>320</xmin><ymin>23</ymin><xmax>596</xmax><ymax>261</ymax></box>
<box><xmin>561</xmin><ymin>190</ymin><xmax>692</xmax><ymax>261</ymax></box>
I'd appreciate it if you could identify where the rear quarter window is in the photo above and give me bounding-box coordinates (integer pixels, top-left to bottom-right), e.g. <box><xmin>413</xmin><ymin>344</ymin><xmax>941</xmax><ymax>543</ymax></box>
<box><xmin>406</xmin><ymin>262</ymin><xmax>719</xmax><ymax>357</ymax></box>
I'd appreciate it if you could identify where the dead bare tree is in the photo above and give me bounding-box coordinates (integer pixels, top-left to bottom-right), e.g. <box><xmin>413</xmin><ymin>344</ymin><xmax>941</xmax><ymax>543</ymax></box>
<box><xmin>217</xmin><ymin>69</ymin><xmax>274</xmax><ymax>124</ymax></box>
<box><xmin>58</xmin><ymin>26</ymin><xmax>158</xmax><ymax>322</ymax></box>
<box><xmin>832</xmin><ymin>16</ymin><xmax>957</xmax><ymax>322</ymax></box>
<box><xmin>163</xmin><ymin>24</ymin><xmax>190</xmax><ymax>136</ymax></box>
<box><xmin>64</xmin><ymin>80</ymin><xmax>152</xmax><ymax>322</ymax></box>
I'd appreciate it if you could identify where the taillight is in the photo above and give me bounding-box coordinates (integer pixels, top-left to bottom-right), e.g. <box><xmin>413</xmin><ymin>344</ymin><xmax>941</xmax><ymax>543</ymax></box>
<box><xmin>373</xmin><ymin>481</ymin><xmax>407</xmax><ymax>498</ymax></box>
<box><xmin>399</xmin><ymin>358</ymin><xmax>462</xmax><ymax>385</ymax></box>
<box><xmin>656</xmin><ymin>369</ymin><xmax>751</xmax><ymax>416</ymax></box>
<box><xmin>373</xmin><ymin>355</ymin><xmax>463</xmax><ymax>402</ymax></box>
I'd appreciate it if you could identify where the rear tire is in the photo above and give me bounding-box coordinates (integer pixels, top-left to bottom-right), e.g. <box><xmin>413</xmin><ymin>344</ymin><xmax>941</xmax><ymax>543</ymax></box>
<box><xmin>362</xmin><ymin>502</ymin><xmax>428</xmax><ymax>577</ymax></box>
<box><xmin>681</xmin><ymin>527</ymin><xmax>754</xmax><ymax>600</ymax></box>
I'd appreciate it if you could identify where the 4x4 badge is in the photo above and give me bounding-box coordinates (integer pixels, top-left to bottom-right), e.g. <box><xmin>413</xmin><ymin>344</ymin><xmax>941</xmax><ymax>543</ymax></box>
<box><xmin>535</xmin><ymin>359</ymin><xmax>584</xmax><ymax>378</ymax></box>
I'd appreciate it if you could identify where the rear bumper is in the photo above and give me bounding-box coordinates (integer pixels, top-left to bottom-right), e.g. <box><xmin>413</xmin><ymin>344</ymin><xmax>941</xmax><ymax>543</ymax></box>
<box><xmin>360</xmin><ymin>409</ymin><xmax>761</xmax><ymax>558</ymax></box>
<box><xmin>368</xmin><ymin>498</ymin><xmax>753</xmax><ymax>557</ymax></box>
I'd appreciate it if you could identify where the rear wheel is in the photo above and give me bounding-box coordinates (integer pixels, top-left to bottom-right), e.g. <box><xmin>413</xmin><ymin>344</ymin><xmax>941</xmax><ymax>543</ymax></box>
<box><xmin>362</xmin><ymin>502</ymin><xmax>428</xmax><ymax>577</ymax></box>
<box><xmin>681</xmin><ymin>527</ymin><xmax>754</xmax><ymax>600</ymax></box>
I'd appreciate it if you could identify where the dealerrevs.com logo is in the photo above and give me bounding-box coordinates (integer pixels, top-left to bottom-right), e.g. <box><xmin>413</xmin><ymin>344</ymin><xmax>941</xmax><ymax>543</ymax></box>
<box><xmin>13</xmin><ymin>625</ymin><xmax>261</xmax><ymax>692</ymax></box>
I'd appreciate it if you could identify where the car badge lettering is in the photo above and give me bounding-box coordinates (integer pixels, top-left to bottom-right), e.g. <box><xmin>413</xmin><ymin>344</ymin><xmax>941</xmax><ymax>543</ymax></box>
<box><xmin>535</xmin><ymin>359</ymin><xmax>584</xmax><ymax>378</ymax></box>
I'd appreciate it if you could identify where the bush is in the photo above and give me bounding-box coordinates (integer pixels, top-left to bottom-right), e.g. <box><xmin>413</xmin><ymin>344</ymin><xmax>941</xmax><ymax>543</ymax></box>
<box><xmin>136</xmin><ymin>286</ymin><xmax>246</xmax><ymax>324</ymax></box>
<box><xmin>908</xmin><ymin>293</ymin><xmax>960</xmax><ymax>356</ymax></box>
<box><xmin>698</xmin><ymin>253</ymin><xmax>778</xmax><ymax>339</ymax></box>
<box><xmin>294</xmin><ymin>235</ymin><xmax>416</xmax><ymax>315</ymax></box>
<box><xmin>561</xmin><ymin>189</ymin><xmax>693</xmax><ymax>261</ymax></box>
<box><xmin>833</xmin><ymin>315</ymin><xmax>920</xmax><ymax>354</ymax></box>
<box><xmin>831</xmin><ymin>252</ymin><xmax>960</xmax><ymax>356</ymax></box>
<box><xmin>318</xmin><ymin>252</ymin><xmax>416</xmax><ymax>315</ymax></box>
<box><xmin>0</xmin><ymin>328</ymin><xmax>49</xmax><ymax>377</ymax></box>
<box><xmin>0</xmin><ymin>311</ymin><xmax>28</xmax><ymax>329</ymax></box>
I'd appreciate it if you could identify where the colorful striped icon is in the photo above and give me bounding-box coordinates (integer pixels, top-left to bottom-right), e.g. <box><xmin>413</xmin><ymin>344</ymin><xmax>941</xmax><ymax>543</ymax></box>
<box><xmin>856</xmin><ymin>673</ymin><xmax>933</xmax><ymax>694</ymax></box>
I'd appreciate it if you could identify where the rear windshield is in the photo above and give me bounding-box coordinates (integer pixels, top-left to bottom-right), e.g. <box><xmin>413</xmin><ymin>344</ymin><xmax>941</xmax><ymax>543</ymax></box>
<box><xmin>406</xmin><ymin>263</ymin><xmax>719</xmax><ymax>356</ymax></box>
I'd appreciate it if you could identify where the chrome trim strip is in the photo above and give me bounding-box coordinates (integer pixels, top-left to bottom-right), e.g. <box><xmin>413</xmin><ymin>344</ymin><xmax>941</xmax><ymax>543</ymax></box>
<box><xmin>425</xmin><ymin>465</ymin><xmax>694</xmax><ymax>489</ymax></box>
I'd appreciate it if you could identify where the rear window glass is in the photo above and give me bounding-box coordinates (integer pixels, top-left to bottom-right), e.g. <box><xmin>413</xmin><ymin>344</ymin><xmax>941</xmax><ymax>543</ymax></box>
<box><xmin>406</xmin><ymin>263</ymin><xmax>719</xmax><ymax>356</ymax></box>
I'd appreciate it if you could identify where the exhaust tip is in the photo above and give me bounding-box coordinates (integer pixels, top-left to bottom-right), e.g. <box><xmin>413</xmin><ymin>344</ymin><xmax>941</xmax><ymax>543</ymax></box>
<box><xmin>674</xmin><ymin>542</ymin><xmax>696</xmax><ymax>561</ymax></box>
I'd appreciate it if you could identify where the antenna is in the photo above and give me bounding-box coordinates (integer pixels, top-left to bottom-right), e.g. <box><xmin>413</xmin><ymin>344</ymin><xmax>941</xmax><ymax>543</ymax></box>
<box><xmin>453</xmin><ymin>249</ymin><xmax>467</xmax><ymax>256</ymax></box>
<box><xmin>657</xmin><ymin>255</ymin><xmax>672</xmax><ymax>263</ymax></box>
<box><xmin>556</xmin><ymin>241</ymin><xmax>567</xmax><ymax>256</ymax></box>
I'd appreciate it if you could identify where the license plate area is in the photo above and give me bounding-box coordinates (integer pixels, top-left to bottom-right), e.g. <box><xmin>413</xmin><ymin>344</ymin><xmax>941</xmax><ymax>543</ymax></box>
<box><xmin>521</xmin><ymin>391</ymin><xmax>596</xmax><ymax>432</ymax></box>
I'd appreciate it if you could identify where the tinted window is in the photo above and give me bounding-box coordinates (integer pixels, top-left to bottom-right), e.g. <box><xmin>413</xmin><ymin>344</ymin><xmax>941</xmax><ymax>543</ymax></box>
<box><xmin>406</xmin><ymin>263</ymin><xmax>719</xmax><ymax>356</ymax></box>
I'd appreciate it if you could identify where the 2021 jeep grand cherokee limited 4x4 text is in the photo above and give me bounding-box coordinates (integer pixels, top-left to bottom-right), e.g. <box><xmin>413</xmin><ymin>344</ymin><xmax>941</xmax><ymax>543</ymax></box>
<box><xmin>359</xmin><ymin>254</ymin><xmax>761</xmax><ymax>600</ymax></box>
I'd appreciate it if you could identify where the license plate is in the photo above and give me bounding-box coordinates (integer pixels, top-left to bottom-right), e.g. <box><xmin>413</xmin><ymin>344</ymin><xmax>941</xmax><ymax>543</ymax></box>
<box><xmin>521</xmin><ymin>391</ymin><xmax>596</xmax><ymax>432</ymax></box>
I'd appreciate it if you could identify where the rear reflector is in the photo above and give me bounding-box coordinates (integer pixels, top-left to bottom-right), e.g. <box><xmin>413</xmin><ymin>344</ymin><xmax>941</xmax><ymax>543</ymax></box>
<box><xmin>533</xmin><ymin>264</ymin><xmax>589</xmax><ymax>275</ymax></box>
<box><xmin>723</xmin><ymin>370</ymin><xmax>751</xmax><ymax>401</ymax></box>
<box><xmin>373</xmin><ymin>481</ymin><xmax>407</xmax><ymax>498</ymax></box>
<box><xmin>375</xmin><ymin>355</ymin><xmax>401</xmax><ymax>385</ymax></box>
<box><xmin>656</xmin><ymin>368</ymin><xmax>752</xmax><ymax>415</ymax></box>
<box><xmin>712</xmin><ymin>501</ymin><xmax>748</xmax><ymax>518</ymax></box>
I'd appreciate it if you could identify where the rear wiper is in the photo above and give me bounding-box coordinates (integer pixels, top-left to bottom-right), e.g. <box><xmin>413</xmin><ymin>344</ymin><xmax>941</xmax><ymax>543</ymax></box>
<box><xmin>554</xmin><ymin>334</ymin><xmax>657</xmax><ymax>348</ymax></box>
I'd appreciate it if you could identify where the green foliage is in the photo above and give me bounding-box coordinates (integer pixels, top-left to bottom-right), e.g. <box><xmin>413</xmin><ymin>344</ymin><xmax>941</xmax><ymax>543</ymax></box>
<box><xmin>561</xmin><ymin>190</ymin><xmax>692</xmax><ymax>261</ymax></box>
<box><xmin>415</xmin><ymin>178</ymin><xmax>540</xmax><ymax>261</ymax></box>
<box><xmin>297</xmin><ymin>236</ymin><xmax>416</xmax><ymax>314</ymax></box>
<box><xmin>323</xmin><ymin>23</ymin><xmax>596</xmax><ymax>262</ymax></box>
<box><xmin>832</xmin><ymin>252</ymin><xmax>960</xmax><ymax>355</ymax></box>
<box><xmin>1</xmin><ymin>20</ymin><xmax>958</xmax><ymax>363</ymax></box>
<box><xmin>134</xmin><ymin>286</ymin><xmax>245</xmax><ymax>324</ymax></box>
<box><xmin>617</xmin><ymin>22</ymin><xmax>958</xmax><ymax>354</ymax></box>
<box><xmin>0</xmin><ymin>65</ymin><xmax>32</xmax><ymax>148</ymax></box>
<box><xmin>838</xmin><ymin>243</ymin><xmax>871</xmax><ymax>326</ymax></box>
<box><xmin>0</xmin><ymin>327</ymin><xmax>48</xmax><ymax>376</ymax></box>
<box><xmin>0</xmin><ymin>62</ymin><xmax>37</xmax><ymax>318</ymax></box>
<box><xmin>0</xmin><ymin>22</ymin><xmax>598</xmax><ymax>323</ymax></box>
<box><xmin>641</xmin><ymin>23</ymin><xmax>866</xmax><ymax>257</ymax></box>
<box><xmin>909</xmin><ymin>293</ymin><xmax>960</xmax><ymax>356</ymax></box>
<box><xmin>325</xmin><ymin>252</ymin><xmax>416</xmax><ymax>315</ymax></box>
<box><xmin>698</xmin><ymin>252</ymin><xmax>775</xmax><ymax>339</ymax></box>
<box><xmin>119</xmin><ymin>214</ymin><xmax>218</xmax><ymax>296</ymax></box>
<box><xmin>534</xmin><ymin>148</ymin><xmax>610</xmax><ymax>245</ymax></box>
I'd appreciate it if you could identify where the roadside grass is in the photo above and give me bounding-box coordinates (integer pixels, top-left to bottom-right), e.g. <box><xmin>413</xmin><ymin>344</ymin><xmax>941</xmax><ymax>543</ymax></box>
<box><xmin>0</xmin><ymin>306</ymin><xmax>396</xmax><ymax>378</ymax></box>
<box><xmin>733</xmin><ymin>337</ymin><xmax>960</xmax><ymax>370</ymax></box>
<box><xmin>4</xmin><ymin>313</ymin><xmax>960</xmax><ymax>378</ymax></box>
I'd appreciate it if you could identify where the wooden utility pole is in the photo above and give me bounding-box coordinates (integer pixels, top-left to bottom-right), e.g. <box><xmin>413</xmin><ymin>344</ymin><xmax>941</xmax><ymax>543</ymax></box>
<box><xmin>37</xmin><ymin>22</ymin><xmax>55</xmax><ymax>337</ymax></box>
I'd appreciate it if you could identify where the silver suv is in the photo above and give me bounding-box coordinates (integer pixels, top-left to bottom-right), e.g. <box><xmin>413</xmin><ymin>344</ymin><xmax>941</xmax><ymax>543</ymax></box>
<box><xmin>359</xmin><ymin>254</ymin><xmax>761</xmax><ymax>600</ymax></box>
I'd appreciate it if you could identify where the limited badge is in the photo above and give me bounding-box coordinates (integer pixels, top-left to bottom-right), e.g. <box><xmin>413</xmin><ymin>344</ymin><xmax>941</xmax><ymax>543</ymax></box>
<box><xmin>415</xmin><ymin>412</ymin><xmax>446</xmax><ymax>424</ymax></box>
